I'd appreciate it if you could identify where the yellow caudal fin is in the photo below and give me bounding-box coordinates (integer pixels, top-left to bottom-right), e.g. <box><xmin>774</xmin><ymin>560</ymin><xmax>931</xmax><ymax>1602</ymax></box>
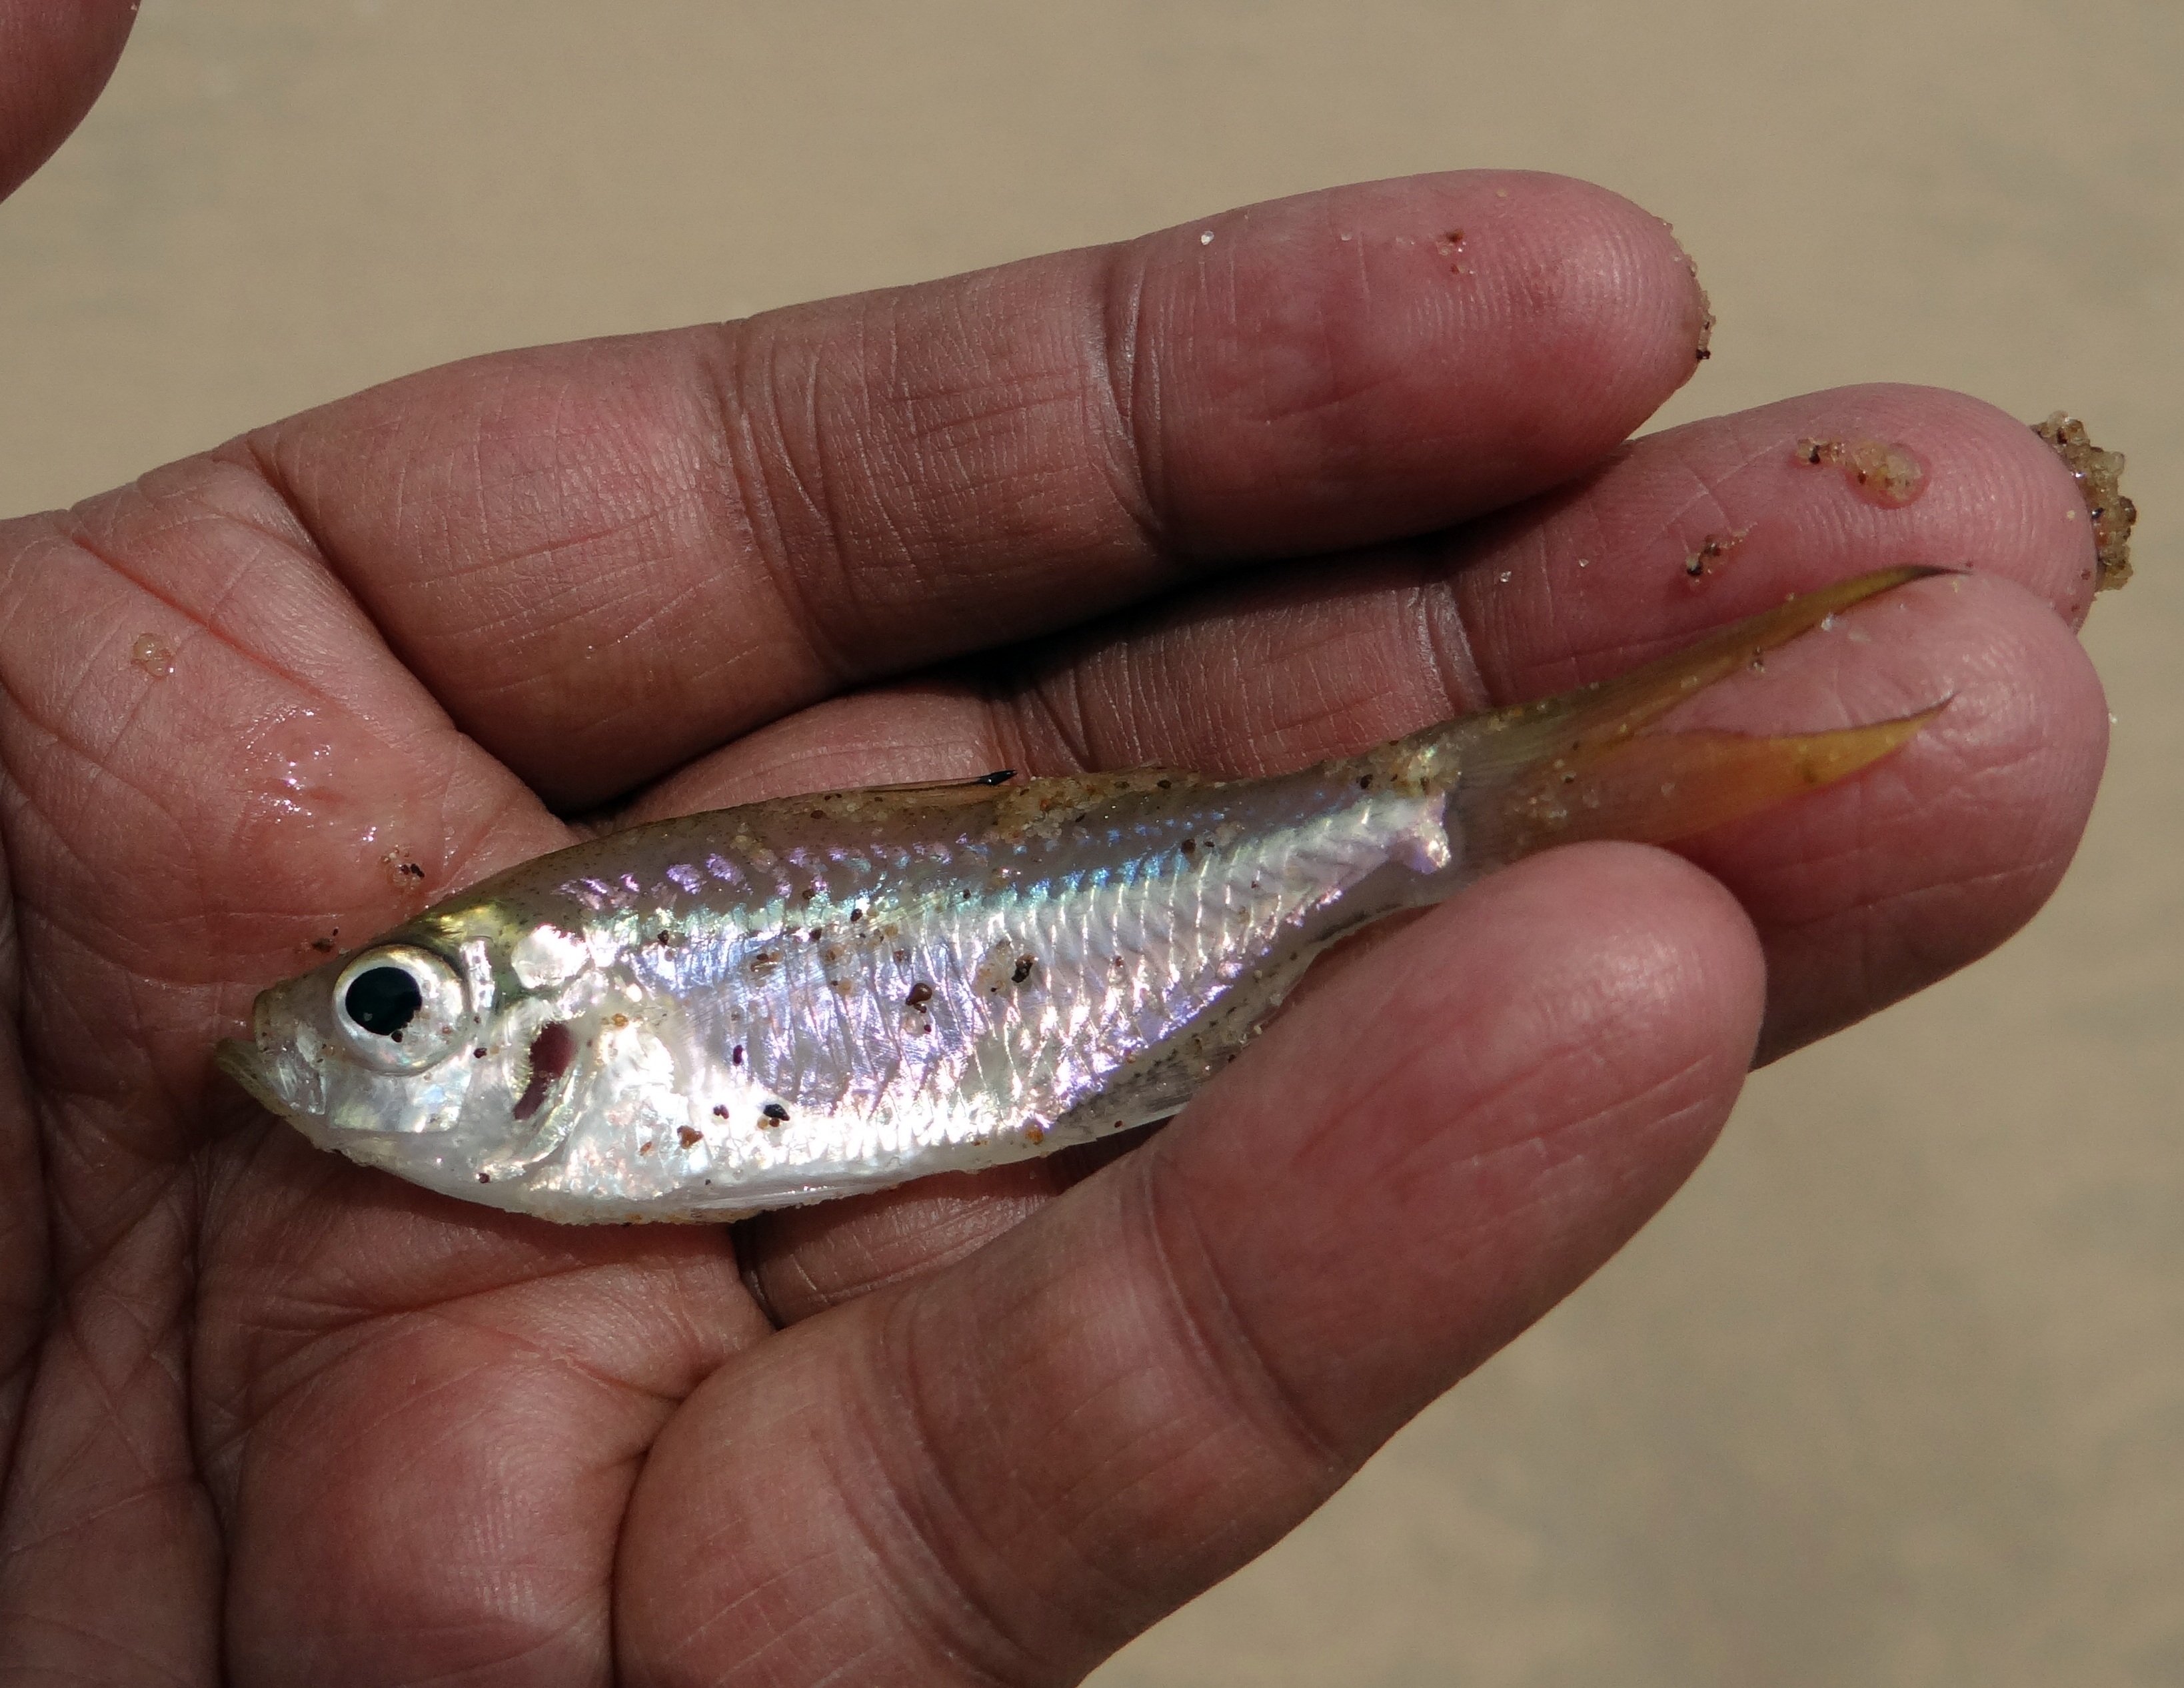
<box><xmin>1444</xmin><ymin>566</ymin><xmax>1948</xmax><ymax>867</ymax></box>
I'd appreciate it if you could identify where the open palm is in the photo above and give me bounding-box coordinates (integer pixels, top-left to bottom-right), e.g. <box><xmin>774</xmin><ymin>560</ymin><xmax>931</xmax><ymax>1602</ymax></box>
<box><xmin>0</xmin><ymin>16</ymin><xmax>2110</xmax><ymax>1685</ymax></box>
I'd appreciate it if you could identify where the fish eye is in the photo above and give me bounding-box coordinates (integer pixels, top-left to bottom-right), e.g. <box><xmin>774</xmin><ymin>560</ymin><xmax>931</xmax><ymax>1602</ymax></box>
<box><xmin>333</xmin><ymin>946</ymin><xmax>468</xmax><ymax>1072</ymax></box>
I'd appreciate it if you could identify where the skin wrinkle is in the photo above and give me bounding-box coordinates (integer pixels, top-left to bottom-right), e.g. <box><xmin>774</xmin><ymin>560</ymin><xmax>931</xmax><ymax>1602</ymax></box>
<box><xmin>5</xmin><ymin>776</ymin><xmax>211</xmax><ymax>990</ymax></box>
<box><xmin>0</xmin><ymin>660</ymin><xmax>160</xmax><ymax>888</ymax></box>
<box><xmin>1000</xmin><ymin>651</ymin><xmax>1103</xmax><ymax>778</ymax></box>
<box><xmin>0</xmin><ymin>1446</ymin><xmax>193</xmax><ymax>1564</ymax></box>
<box><xmin>421</xmin><ymin>1304</ymin><xmax>702</xmax><ymax>1419</ymax></box>
<box><xmin>861</xmin><ymin>303</ymin><xmax>1090</xmax><ymax>620</ymax></box>
<box><xmin>729</xmin><ymin>1222</ymin><xmax>794</xmax><ymax>1333</ymax></box>
<box><xmin>1750</xmin><ymin>858</ymin><xmax>2066</xmax><ymax>1062</ymax></box>
<box><xmin>32</xmin><ymin>1098</ymin><xmax>197</xmax><ymax>1287</ymax></box>
<box><xmin>0</xmin><ymin>999</ymin><xmax>51</xmax><ymax>1503</ymax></box>
<box><xmin>642</xmin><ymin>1537</ymin><xmax>852</xmax><ymax>1673</ymax></box>
<box><xmin>1128</xmin><ymin>1146</ymin><xmax>1352</xmax><ymax>1474</ymax></box>
<box><xmin>0</xmin><ymin>1610</ymin><xmax>202</xmax><ymax>1688</ymax></box>
<box><xmin>348</xmin><ymin>1619</ymin><xmax>608</xmax><ymax>1688</ymax></box>
<box><xmin>215</xmin><ymin>1259</ymin><xmax>727</xmax><ymax>1444</ymax></box>
<box><xmin>25</xmin><ymin>504</ymin><xmax>367</xmax><ymax>736</ymax></box>
<box><xmin>426</xmin><ymin>495</ymin><xmax>707</xmax><ymax>638</ymax></box>
<box><xmin>21</xmin><ymin>730</ymin><xmax>208</xmax><ymax>973</ymax></box>
<box><xmin>1411</xmin><ymin>1056</ymin><xmax>1728</xmax><ymax>1271</ymax></box>
<box><xmin>949</xmin><ymin>1318</ymin><xmax>1192</xmax><ymax>1596</ymax></box>
<box><xmin>21</xmin><ymin>917</ymin><xmax>211</xmax><ymax>1095</ymax></box>
<box><xmin>251</xmin><ymin>1338</ymin><xmax>507</xmax><ymax>1466</ymax></box>
<box><xmin>39</xmin><ymin>1182</ymin><xmax>197</xmax><ymax>1404</ymax></box>
<box><xmin>714</xmin><ymin>325</ymin><xmax>870</xmax><ymax>697</ymax></box>
<box><xmin>255</xmin><ymin>1241</ymin><xmax>744</xmax><ymax>1349</ymax></box>
<box><xmin>897</xmin><ymin>1231</ymin><xmax>1267</xmax><ymax>1663</ymax></box>
<box><xmin>225</xmin><ymin>434</ymin><xmax>361</xmax><ymax>593</ymax></box>
<box><xmin>1412</xmin><ymin>572</ymin><xmax>1490</xmax><ymax>724</ymax></box>
<box><xmin>1092</xmin><ymin>240</ymin><xmax>1179</xmax><ymax>556</ymax></box>
<box><xmin>880</xmin><ymin>1282</ymin><xmax>1156</xmax><ymax>1670</ymax></box>
<box><xmin>163</xmin><ymin>453</ymin><xmax>357</xmax><ymax>595</ymax></box>
<box><xmin>800</xmin><ymin>1355</ymin><xmax>1051</xmax><ymax>1688</ymax></box>
<box><xmin>1711</xmin><ymin>740</ymin><xmax>2048</xmax><ymax>930</ymax></box>
<box><xmin>782</xmin><ymin>307</ymin><xmax>876</xmax><ymax>591</ymax></box>
<box><xmin>0</xmin><ymin>1329</ymin><xmax>214</xmax><ymax>1658</ymax></box>
<box><xmin>267</xmin><ymin>1612</ymin><xmax>604</xmax><ymax>1688</ymax></box>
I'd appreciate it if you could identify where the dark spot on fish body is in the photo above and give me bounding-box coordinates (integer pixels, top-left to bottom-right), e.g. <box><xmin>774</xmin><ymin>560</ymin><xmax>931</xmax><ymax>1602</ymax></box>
<box><xmin>849</xmin><ymin>908</ymin><xmax>864</xmax><ymax>922</ymax></box>
<box><xmin>678</xmin><ymin>1126</ymin><xmax>704</xmax><ymax>1149</ymax></box>
<box><xmin>1180</xmin><ymin>837</ymin><xmax>1197</xmax><ymax>856</ymax></box>
<box><xmin>906</xmin><ymin>981</ymin><xmax>935</xmax><ymax>1008</ymax></box>
<box><xmin>731</xmin><ymin>1044</ymin><xmax>744</xmax><ymax>1066</ymax></box>
<box><xmin>478</xmin><ymin>1172</ymin><xmax>491</xmax><ymax>1184</ymax></box>
<box><xmin>761</xmin><ymin>1102</ymin><xmax>790</xmax><ymax>1125</ymax></box>
<box><xmin>610</xmin><ymin>1013</ymin><xmax>630</xmax><ymax>1029</ymax></box>
<box><xmin>639</xmin><ymin>1141</ymin><xmax>654</xmax><ymax>1156</ymax></box>
<box><xmin>474</xmin><ymin>1046</ymin><xmax>488</xmax><ymax>1058</ymax></box>
<box><xmin>713</xmin><ymin>1104</ymin><xmax>730</xmax><ymax>1118</ymax></box>
<box><xmin>309</xmin><ymin>935</ymin><xmax>337</xmax><ymax>954</ymax></box>
<box><xmin>1012</xmin><ymin>956</ymin><xmax>1036</xmax><ymax>984</ymax></box>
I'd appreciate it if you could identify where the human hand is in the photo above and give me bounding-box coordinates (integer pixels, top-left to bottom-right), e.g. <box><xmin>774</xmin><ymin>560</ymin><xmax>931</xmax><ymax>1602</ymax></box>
<box><xmin>0</xmin><ymin>14</ymin><xmax>2108</xmax><ymax>1683</ymax></box>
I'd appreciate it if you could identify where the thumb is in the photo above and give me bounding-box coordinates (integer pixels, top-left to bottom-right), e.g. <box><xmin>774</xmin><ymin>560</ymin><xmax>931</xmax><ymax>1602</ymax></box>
<box><xmin>0</xmin><ymin>0</ymin><xmax>138</xmax><ymax>203</ymax></box>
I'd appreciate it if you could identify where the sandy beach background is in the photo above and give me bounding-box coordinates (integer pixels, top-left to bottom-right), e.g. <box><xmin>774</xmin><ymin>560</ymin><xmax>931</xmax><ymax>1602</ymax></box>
<box><xmin>2</xmin><ymin>4</ymin><xmax>2175</xmax><ymax>1682</ymax></box>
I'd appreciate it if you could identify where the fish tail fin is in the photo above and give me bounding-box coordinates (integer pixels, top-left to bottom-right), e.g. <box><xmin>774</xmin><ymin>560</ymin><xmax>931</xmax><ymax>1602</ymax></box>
<box><xmin>1443</xmin><ymin>566</ymin><xmax>1949</xmax><ymax>868</ymax></box>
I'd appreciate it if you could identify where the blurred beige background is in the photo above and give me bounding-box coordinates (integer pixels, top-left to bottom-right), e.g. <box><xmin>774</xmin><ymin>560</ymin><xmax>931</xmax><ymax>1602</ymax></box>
<box><xmin>3</xmin><ymin>2</ymin><xmax>2177</xmax><ymax>1682</ymax></box>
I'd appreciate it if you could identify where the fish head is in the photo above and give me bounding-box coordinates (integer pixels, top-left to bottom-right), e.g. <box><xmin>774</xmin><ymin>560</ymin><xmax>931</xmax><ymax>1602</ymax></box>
<box><xmin>217</xmin><ymin>906</ymin><xmax>598</xmax><ymax>1194</ymax></box>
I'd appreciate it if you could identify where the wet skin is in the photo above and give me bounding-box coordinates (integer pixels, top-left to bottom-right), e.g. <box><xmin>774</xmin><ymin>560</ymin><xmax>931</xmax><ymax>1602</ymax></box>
<box><xmin>0</xmin><ymin>5</ymin><xmax>2110</xmax><ymax>1682</ymax></box>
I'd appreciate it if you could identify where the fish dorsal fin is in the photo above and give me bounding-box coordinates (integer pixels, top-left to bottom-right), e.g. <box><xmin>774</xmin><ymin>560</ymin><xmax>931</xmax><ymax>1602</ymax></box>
<box><xmin>848</xmin><ymin>768</ymin><xmax>1016</xmax><ymax>794</ymax></box>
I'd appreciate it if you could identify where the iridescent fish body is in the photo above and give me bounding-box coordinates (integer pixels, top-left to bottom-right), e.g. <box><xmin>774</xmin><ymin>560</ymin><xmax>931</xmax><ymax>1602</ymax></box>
<box><xmin>219</xmin><ymin>568</ymin><xmax>1941</xmax><ymax>1223</ymax></box>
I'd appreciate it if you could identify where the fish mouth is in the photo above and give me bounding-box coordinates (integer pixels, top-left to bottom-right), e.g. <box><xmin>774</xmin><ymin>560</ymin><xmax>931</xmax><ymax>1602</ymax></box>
<box><xmin>215</xmin><ymin>1037</ymin><xmax>292</xmax><ymax>1118</ymax></box>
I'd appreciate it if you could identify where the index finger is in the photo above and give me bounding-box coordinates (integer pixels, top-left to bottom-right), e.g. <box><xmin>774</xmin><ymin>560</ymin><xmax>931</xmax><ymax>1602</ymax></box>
<box><xmin>237</xmin><ymin>171</ymin><xmax>1711</xmax><ymax>806</ymax></box>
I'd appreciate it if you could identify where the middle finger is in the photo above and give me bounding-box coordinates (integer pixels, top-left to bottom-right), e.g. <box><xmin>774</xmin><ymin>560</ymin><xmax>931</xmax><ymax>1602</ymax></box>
<box><xmin>239</xmin><ymin>171</ymin><xmax>1709</xmax><ymax>807</ymax></box>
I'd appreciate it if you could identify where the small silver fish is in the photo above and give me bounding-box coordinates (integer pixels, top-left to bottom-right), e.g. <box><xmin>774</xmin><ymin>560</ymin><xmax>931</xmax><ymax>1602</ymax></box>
<box><xmin>219</xmin><ymin>567</ymin><xmax>1942</xmax><ymax>1223</ymax></box>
